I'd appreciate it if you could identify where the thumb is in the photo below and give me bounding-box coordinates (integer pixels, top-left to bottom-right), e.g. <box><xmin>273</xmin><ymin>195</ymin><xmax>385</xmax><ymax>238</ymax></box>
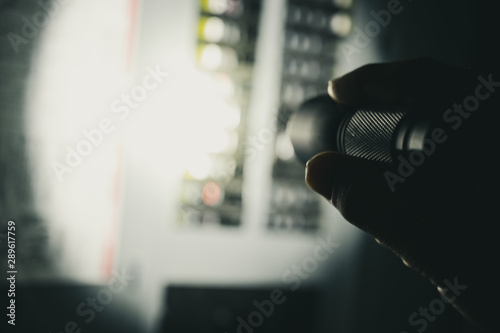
<box><xmin>305</xmin><ymin>151</ymin><xmax>410</xmax><ymax>238</ymax></box>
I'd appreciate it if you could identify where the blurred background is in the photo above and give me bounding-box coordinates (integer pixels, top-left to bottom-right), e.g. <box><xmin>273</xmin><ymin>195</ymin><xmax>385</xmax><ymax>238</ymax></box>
<box><xmin>0</xmin><ymin>0</ymin><xmax>496</xmax><ymax>332</ymax></box>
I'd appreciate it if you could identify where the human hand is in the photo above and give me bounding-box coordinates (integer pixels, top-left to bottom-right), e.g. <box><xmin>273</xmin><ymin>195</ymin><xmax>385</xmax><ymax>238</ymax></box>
<box><xmin>305</xmin><ymin>57</ymin><xmax>499</xmax><ymax>332</ymax></box>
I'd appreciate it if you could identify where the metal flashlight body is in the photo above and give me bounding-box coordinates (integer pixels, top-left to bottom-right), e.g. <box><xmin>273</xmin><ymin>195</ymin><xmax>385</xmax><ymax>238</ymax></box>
<box><xmin>287</xmin><ymin>94</ymin><xmax>438</xmax><ymax>165</ymax></box>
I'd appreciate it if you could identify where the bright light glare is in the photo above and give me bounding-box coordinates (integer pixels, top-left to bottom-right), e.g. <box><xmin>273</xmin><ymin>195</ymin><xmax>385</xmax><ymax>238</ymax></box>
<box><xmin>200</xmin><ymin>44</ymin><xmax>223</xmax><ymax>70</ymax></box>
<box><xmin>24</xmin><ymin>0</ymin><xmax>130</xmax><ymax>284</ymax></box>
<box><xmin>202</xmin><ymin>128</ymin><xmax>231</xmax><ymax>154</ymax></box>
<box><xmin>202</xmin><ymin>17</ymin><xmax>226</xmax><ymax>43</ymax></box>
<box><xmin>222</xmin><ymin>104</ymin><xmax>241</xmax><ymax>129</ymax></box>
<box><xmin>158</xmin><ymin>68</ymin><xmax>241</xmax><ymax>180</ymax></box>
<box><xmin>207</xmin><ymin>0</ymin><xmax>231</xmax><ymax>15</ymax></box>
<box><xmin>330</xmin><ymin>13</ymin><xmax>352</xmax><ymax>37</ymax></box>
<box><xmin>186</xmin><ymin>154</ymin><xmax>213</xmax><ymax>180</ymax></box>
<box><xmin>212</xmin><ymin>73</ymin><xmax>236</xmax><ymax>99</ymax></box>
<box><xmin>199</xmin><ymin>44</ymin><xmax>238</xmax><ymax>70</ymax></box>
<box><xmin>203</xmin><ymin>99</ymin><xmax>241</xmax><ymax>130</ymax></box>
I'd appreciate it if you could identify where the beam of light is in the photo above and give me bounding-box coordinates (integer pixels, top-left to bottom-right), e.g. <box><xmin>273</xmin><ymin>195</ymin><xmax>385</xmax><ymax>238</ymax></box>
<box><xmin>24</xmin><ymin>0</ymin><xmax>132</xmax><ymax>284</ymax></box>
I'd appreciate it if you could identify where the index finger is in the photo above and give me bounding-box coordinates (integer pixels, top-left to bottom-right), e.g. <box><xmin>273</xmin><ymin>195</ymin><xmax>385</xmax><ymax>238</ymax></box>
<box><xmin>328</xmin><ymin>57</ymin><xmax>476</xmax><ymax>108</ymax></box>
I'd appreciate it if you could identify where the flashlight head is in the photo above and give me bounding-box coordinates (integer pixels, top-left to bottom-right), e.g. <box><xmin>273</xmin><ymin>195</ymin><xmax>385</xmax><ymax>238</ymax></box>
<box><xmin>287</xmin><ymin>94</ymin><xmax>348</xmax><ymax>164</ymax></box>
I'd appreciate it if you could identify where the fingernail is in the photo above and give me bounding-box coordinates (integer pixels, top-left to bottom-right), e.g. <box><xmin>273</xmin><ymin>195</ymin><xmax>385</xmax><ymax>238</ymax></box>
<box><xmin>305</xmin><ymin>152</ymin><xmax>336</xmax><ymax>201</ymax></box>
<box><xmin>328</xmin><ymin>80</ymin><xmax>337</xmax><ymax>100</ymax></box>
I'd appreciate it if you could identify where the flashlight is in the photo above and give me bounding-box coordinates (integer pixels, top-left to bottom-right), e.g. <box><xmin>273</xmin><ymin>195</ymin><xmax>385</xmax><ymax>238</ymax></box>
<box><xmin>287</xmin><ymin>94</ymin><xmax>439</xmax><ymax>165</ymax></box>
